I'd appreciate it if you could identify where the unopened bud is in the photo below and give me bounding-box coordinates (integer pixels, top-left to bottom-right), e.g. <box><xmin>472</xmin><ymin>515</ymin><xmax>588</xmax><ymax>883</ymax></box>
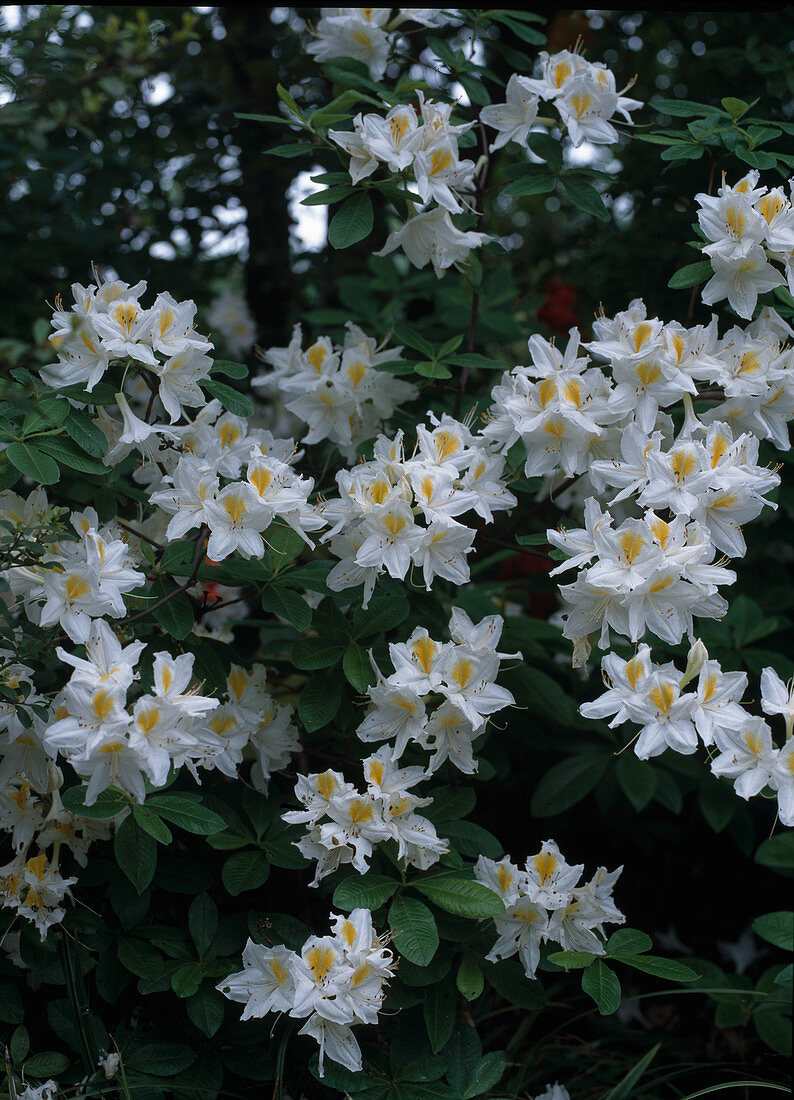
<box><xmin>680</xmin><ymin>638</ymin><xmax>708</xmax><ymax>689</ymax></box>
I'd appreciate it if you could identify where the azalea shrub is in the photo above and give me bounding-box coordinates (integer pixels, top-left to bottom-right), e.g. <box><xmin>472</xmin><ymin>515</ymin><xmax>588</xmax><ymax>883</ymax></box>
<box><xmin>1</xmin><ymin>8</ymin><xmax>793</xmax><ymax>1100</ymax></box>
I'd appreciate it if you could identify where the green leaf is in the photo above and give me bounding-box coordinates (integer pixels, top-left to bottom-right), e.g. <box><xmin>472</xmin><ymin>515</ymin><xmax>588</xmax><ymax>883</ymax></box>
<box><xmin>721</xmin><ymin>96</ymin><xmax>749</xmax><ymax>120</ymax></box>
<box><xmin>660</xmin><ymin>142</ymin><xmax>705</xmax><ymax>161</ymax></box>
<box><xmin>654</xmin><ymin>98</ymin><xmax>714</xmax><ymax>117</ymax></box>
<box><xmin>146</xmin><ymin>794</ymin><xmax>227</xmax><ymax>835</ymax></box>
<box><xmin>334</xmin><ymin>873</ymin><xmax>399</xmax><ymax>911</ymax></box>
<box><xmin>413</xmin><ymin>875</ymin><xmax>504</xmax><ymax>918</ymax></box>
<box><xmin>515</xmin><ymin>533</ymin><xmax>549</xmax><ymax>546</ymax></box>
<box><xmin>562</xmin><ymin>176</ymin><xmax>609</xmax><ymax>221</ymax></box>
<box><xmin>263</xmin><ymin>142</ymin><xmax>315</xmax><ymax>158</ymax></box>
<box><xmin>148</xmin><ymin>577</ymin><xmax>194</xmax><ymax>640</ymax></box>
<box><xmin>276</xmin><ymin>82</ymin><xmax>302</xmax><ymax>119</ymax></box>
<box><xmin>10</xmin><ymin>1025</ymin><xmax>29</xmax><ymax>1065</ymax></box>
<box><xmin>480</xmin><ymin>959</ymin><xmax>546</xmax><ymax>1010</ymax></box>
<box><xmin>581</xmin><ymin>958</ymin><xmax>621</xmax><ymax>1015</ymax></box>
<box><xmin>202</xmin><ymin>378</ymin><xmax>255</xmax><ymax>416</ymax></box>
<box><xmin>462</xmin><ymin>1052</ymin><xmax>506</xmax><ymax>1098</ymax></box>
<box><xmin>439</xmin><ymin>820</ymin><xmax>501</xmax><ymax>860</ymax></box>
<box><xmin>456</xmin><ymin>953</ymin><xmax>484</xmax><ymax>1001</ymax></box>
<box><xmin>36</xmin><ymin>436</ymin><xmax>106</xmax><ymax>474</ymax></box>
<box><xmin>187</xmin><ymin>986</ymin><xmax>225</xmax><ymax>1038</ymax></box>
<box><xmin>23</xmin><ymin>1052</ymin><xmax>71</xmax><ymax>1077</ymax></box>
<box><xmin>530</xmin><ymin>753</ymin><xmax>611</xmax><ymax>817</ymax></box>
<box><xmin>620</xmin><ymin>955</ymin><xmax>698</xmax><ymax>982</ymax></box>
<box><xmin>189</xmin><ymin>893</ymin><xmax>219</xmax><ymax>956</ymax></box>
<box><xmin>752</xmin><ymin>912</ymin><xmax>794</xmax><ymax>952</ymax></box>
<box><xmin>261</xmin><ymin>585</ymin><xmax>312</xmax><ymax>631</ymax></box>
<box><xmin>424</xmin><ymin>786</ymin><xmax>476</xmax><ymax>823</ymax></box>
<box><xmin>616</xmin><ymin>753</ymin><xmax>657</xmax><ymax>812</ymax></box>
<box><xmin>292</xmin><ymin>636</ymin><xmax>347</xmax><ymax>670</ymax></box>
<box><xmin>668</xmin><ymin>259</ymin><xmax>712</xmax><ymax>289</ymax></box>
<box><xmin>607</xmin><ymin>928</ymin><xmax>653</xmax><ymax>957</ymax></box>
<box><xmin>753</xmin><ymin>1006</ymin><xmax>792</xmax><ymax>1056</ymax></box>
<box><xmin>390</xmin><ymin>896</ymin><xmax>439</xmax><ymax>965</ymax></box>
<box><xmin>5</xmin><ymin>442</ymin><xmax>59</xmax><ymax>484</ymax></box>
<box><xmin>329</xmin><ymin>192</ymin><xmax>374</xmax><ymax>249</ymax></box>
<box><xmin>222</xmin><ymin>849</ymin><xmax>270</xmax><ymax>896</ymax></box>
<box><xmin>547</xmin><ymin>950</ymin><xmax>598</xmax><ymax>969</ymax></box>
<box><xmin>415</xmin><ymin>359</ymin><xmax>452</xmax><ymax>379</ymax></box>
<box><xmin>352</xmin><ymin>594</ymin><xmax>410</xmax><ymax>637</ymax></box>
<box><xmin>211</xmin><ymin>359</ymin><xmax>249</xmax><ymax>379</ymax></box>
<box><xmin>442</xmin><ymin>1021</ymin><xmax>482</xmax><ymax>1095</ymax></box>
<box><xmin>301</xmin><ymin>184</ymin><xmax>354</xmax><ymax>206</ymax></box>
<box><xmin>445</xmin><ymin>353</ymin><xmax>505</xmax><ymax>371</ymax></box>
<box><xmin>424</xmin><ymin>980</ymin><xmax>456</xmax><ymax>1052</ymax></box>
<box><xmin>132</xmin><ymin>803</ymin><xmax>173</xmax><ymax>844</ymax></box>
<box><xmin>114</xmin><ymin>814</ymin><xmax>157</xmax><ymax>894</ymax></box>
<box><xmin>171</xmin><ymin>963</ymin><xmax>204</xmax><ymax>998</ymax></box>
<box><xmin>343</xmin><ymin>642</ymin><xmax>374</xmax><ymax>692</ymax></box>
<box><xmin>126</xmin><ymin>1043</ymin><xmax>196</xmax><ymax>1076</ymax></box>
<box><xmin>117</xmin><ymin>937</ymin><xmax>165</xmax><ymax>979</ymax></box>
<box><xmin>61</xmin><ymin>785</ymin><xmax>128</xmax><ymax>818</ymax></box>
<box><xmin>299</xmin><ymin>669</ymin><xmax>344</xmax><ymax>732</ymax></box>
<box><xmin>698</xmin><ymin>775</ymin><xmax>735</xmax><ymax>833</ymax></box>
<box><xmin>527</xmin><ymin>131</ymin><xmax>563</xmax><ymax>171</ymax></box>
<box><xmin>65</xmin><ymin>410</ymin><xmax>108</xmax><ymax>456</ymax></box>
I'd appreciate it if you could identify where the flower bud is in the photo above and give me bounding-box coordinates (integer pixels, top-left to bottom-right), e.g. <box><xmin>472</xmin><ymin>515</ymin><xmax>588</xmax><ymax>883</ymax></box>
<box><xmin>680</xmin><ymin>638</ymin><xmax>708</xmax><ymax>689</ymax></box>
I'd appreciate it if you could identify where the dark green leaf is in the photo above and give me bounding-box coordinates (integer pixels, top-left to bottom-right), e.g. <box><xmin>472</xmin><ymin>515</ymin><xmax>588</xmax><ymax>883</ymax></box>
<box><xmin>261</xmin><ymin>585</ymin><xmax>312</xmax><ymax>631</ymax></box>
<box><xmin>5</xmin><ymin>442</ymin><xmax>59</xmax><ymax>484</ymax></box>
<box><xmin>562</xmin><ymin>176</ymin><xmax>609</xmax><ymax>221</ymax></box>
<box><xmin>187</xmin><ymin>986</ymin><xmax>225</xmax><ymax>1038</ymax></box>
<box><xmin>222</xmin><ymin>849</ymin><xmax>270</xmax><ymax>896</ymax></box>
<box><xmin>202</xmin><ymin>378</ymin><xmax>254</xmax><ymax>416</ymax></box>
<box><xmin>37</xmin><ymin>436</ymin><xmax>106</xmax><ymax>474</ymax></box>
<box><xmin>456</xmin><ymin>953</ymin><xmax>484</xmax><ymax>1002</ymax></box>
<box><xmin>413</xmin><ymin>874</ymin><xmax>504</xmax><ymax>918</ymax></box>
<box><xmin>292</xmin><ymin>636</ymin><xmax>347</xmax><ymax>670</ymax></box>
<box><xmin>616</xmin><ymin>753</ymin><xmax>657</xmax><ymax>812</ymax></box>
<box><xmin>620</xmin><ymin>955</ymin><xmax>698</xmax><ymax>982</ymax></box>
<box><xmin>211</xmin><ymin>360</ymin><xmax>249</xmax><ymax>379</ymax></box>
<box><xmin>343</xmin><ymin>642</ymin><xmax>374</xmax><ymax>691</ymax></box>
<box><xmin>64</xmin><ymin>409</ymin><xmax>109</xmax><ymax>456</ymax></box>
<box><xmin>329</xmin><ymin>192</ymin><xmax>374</xmax><ymax>249</ymax></box>
<box><xmin>132</xmin><ymin>803</ymin><xmax>173</xmax><ymax>844</ymax></box>
<box><xmin>334</xmin><ymin>874</ymin><xmax>399</xmax><ymax>911</ymax></box>
<box><xmin>299</xmin><ymin>669</ymin><xmax>344</xmax><ymax>732</ymax></box>
<box><xmin>530</xmin><ymin>753</ymin><xmax>611</xmax><ymax>817</ymax></box>
<box><xmin>607</xmin><ymin>928</ymin><xmax>652</xmax><ymax>957</ymax></box>
<box><xmin>171</xmin><ymin>963</ymin><xmax>204</xmax><ymax>998</ymax></box>
<box><xmin>23</xmin><ymin>1052</ymin><xmax>71</xmax><ymax>1077</ymax></box>
<box><xmin>114</xmin><ymin>814</ymin><xmax>157</xmax><ymax>894</ymax></box>
<box><xmin>189</xmin><ymin>893</ymin><xmax>220</xmax><ymax>955</ymax></box>
<box><xmin>61</xmin><ymin>785</ymin><xmax>128</xmax><ymax>818</ymax></box>
<box><xmin>752</xmin><ymin>912</ymin><xmax>794</xmax><ymax>952</ymax></box>
<box><xmin>582</xmin><ymin>958</ymin><xmax>621</xmax><ymax>1015</ymax></box>
<box><xmin>668</xmin><ymin>259</ymin><xmax>712</xmax><ymax>289</ymax></box>
<box><xmin>146</xmin><ymin>794</ymin><xmax>226</xmax><ymax>835</ymax></box>
<box><xmin>424</xmin><ymin>980</ymin><xmax>456</xmax><ymax>1052</ymax></box>
<box><xmin>148</xmin><ymin>577</ymin><xmax>194</xmax><ymax>640</ymax></box>
<box><xmin>389</xmin><ymin>896</ymin><xmax>439</xmax><ymax>965</ymax></box>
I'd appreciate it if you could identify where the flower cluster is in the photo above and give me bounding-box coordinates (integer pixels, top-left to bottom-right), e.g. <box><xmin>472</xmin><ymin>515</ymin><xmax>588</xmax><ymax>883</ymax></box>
<box><xmin>0</xmin><ymin>648</ymin><xmax>117</xmax><ymax>937</ymax></box>
<box><xmin>43</xmin><ymin>276</ymin><xmax>214</xmax><ymax>422</ymax></box>
<box><xmin>40</xmin><ymin>621</ymin><xmax>298</xmax><ymax>807</ymax></box>
<box><xmin>475</xmin><ymin>840</ymin><xmax>624</xmax><ymax>979</ymax></box>
<box><xmin>2</xmin><ymin>494</ymin><xmax>144</xmax><ymax>644</ymax></box>
<box><xmin>306</xmin><ymin>8</ymin><xmax>459</xmax><ymax>81</ymax></box>
<box><xmin>356</xmin><ymin>608</ymin><xmax>516</xmax><ymax>773</ymax></box>
<box><xmin>252</xmin><ymin>322</ymin><xmax>416</xmax><ymax>457</ymax></box>
<box><xmin>330</xmin><ymin>93</ymin><xmax>489</xmax><ymax>278</ymax></box>
<box><xmin>582</xmin><ymin>642</ymin><xmax>794</xmax><ymax>825</ymax></box>
<box><xmin>207</xmin><ymin>287</ymin><xmax>257</xmax><ymax>360</ymax></box>
<box><xmin>696</xmin><ymin>170</ymin><xmax>794</xmax><ymax>319</ymax></box>
<box><xmin>218</xmin><ymin>907</ymin><xmax>395</xmax><ymax>1076</ymax></box>
<box><xmin>319</xmin><ymin>417</ymin><xmax>517</xmax><ymax>605</ymax></box>
<box><xmin>284</xmin><ymin>748</ymin><xmax>449</xmax><ymax>885</ymax></box>
<box><xmin>481</xmin><ymin>49</ymin><xmax>641</xmax><ymax>151</ymax></box>
<box><xmin>147</xmin><ymin>409</ymin><xmax>323</xmax><ymax>560</ymax></box>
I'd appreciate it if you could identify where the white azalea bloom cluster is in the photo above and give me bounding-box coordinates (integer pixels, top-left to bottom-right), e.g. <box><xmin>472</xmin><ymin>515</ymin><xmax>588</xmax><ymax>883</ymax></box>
<box><xmin>283</xmin><ymin>747</ymin><xmax>449</xmax><ymax>885</ymax></box>
<box><xmin>356</xmin><ymin>608</ymin><xmax>516</xmax><ymax>774</ymax></box>
<box><xmin>0</xmin><ymin>649</ymin><xmax>117</xmax><ymax>937</ymax></box>
<box><xmin>319</xmin><ymin>417</ymin><xmax>517</xmax><ymax>605</ymax></box>
<box><xmin>582</xmin><ymin>641</ymin><xmax>794</xmax><ymax>825</ymax></box>
<box><xmin>218</xmin><ymin>907</ymin><xmax>395</xmax><ymax>1076</ymax></box>
<box><xmin>475</xmin><ymin>840</ymin><xmax>624</xmax><ymax>979</ymax></box>
<box><xmin>206</xmin><ymin>287</ymin><xmax>257</xmax><ymax>360</ymax></box>
<box><xmin>329</xmin><ymin>93</ymin><xmax>489</xmax><ymax>277</ymax></box>
<box><xmin>42</xmin><ymin>275</ymin><xmax>214</xmax><ymax>422</ymax></box>
<box><xmin>147</xmin><ymin>405</ymin><xmax>323</xmax><ymax>561</ymax></box>
<box><xmin>482</xmin><ymin>299</ymin><xmax>786</xmax><ymax>663</ymax></box>
<box><xmin>306</xmin><ymin>8</ymin><xmax>459</xmax><ymax>81</ymax></box>
<box><xmin>37</xmin><ymin>622</ymin><xmax>298</xmax><ymax>806</ymax></box>
<box><xmin>482</xmin><ymin>49</ymin><xmax>641</xmax><ymax>150</ymax></box>
<box><xmin>252</xmin><ymin>322</ymin><xmax>417</xmax><ymax>457</ymax></box>
<box><xmin>1</xmin><ymin>496</ymin><xmax>145</xmax><ymax>644</ymax></box>
<box><xmin>696</xmin><ymin>170</ymin><xmax>794</xmax><ymax>319</ymax></box>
